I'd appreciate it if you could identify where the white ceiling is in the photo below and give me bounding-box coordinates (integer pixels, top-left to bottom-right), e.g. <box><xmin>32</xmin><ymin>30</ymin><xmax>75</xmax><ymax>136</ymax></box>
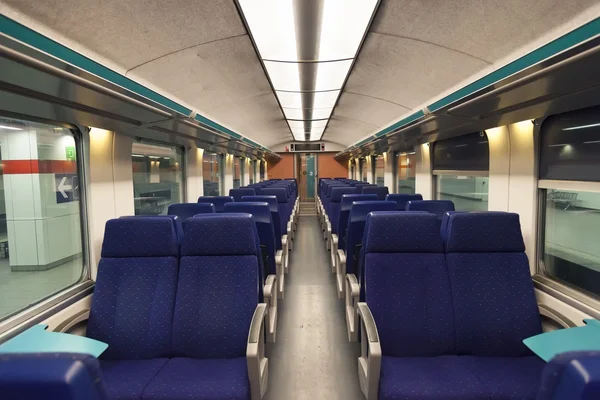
<box><xmin>1</xmin><ymin>0</ymin><xmax>599</xmax><ymax>149</ymax></box>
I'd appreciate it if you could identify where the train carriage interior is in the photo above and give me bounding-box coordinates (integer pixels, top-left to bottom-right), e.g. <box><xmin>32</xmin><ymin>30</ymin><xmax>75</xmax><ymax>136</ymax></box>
<box><xmin>1</xmin><ymin>1</ymin><xmax>600</xmax><ymax>399</ymax></box>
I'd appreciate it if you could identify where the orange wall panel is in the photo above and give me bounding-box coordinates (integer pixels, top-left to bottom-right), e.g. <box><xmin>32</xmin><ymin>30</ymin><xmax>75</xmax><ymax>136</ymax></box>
<box><xmin>318</xmin><ymin>153</ymin><xmax>348</xmax><ymax>178</ymax></box>
<box><xmin>268</xmin><ymin>153</ymin><xmax>294</xmax><ymax>179</ymax></box>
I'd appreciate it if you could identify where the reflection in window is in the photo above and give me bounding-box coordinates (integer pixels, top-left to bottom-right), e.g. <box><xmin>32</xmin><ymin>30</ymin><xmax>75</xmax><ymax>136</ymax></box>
<box><xmin>203</xmin><ymin>152</ymin><xmax>220</xmax><ymax>196</ymax></box>
<box><xmin>0</xmin><ymin>117</ymin><xmax>85</xmax><ymax>321</ymax></box>
<box><xmin>542</xmin><ymin>189</ymin><xmax>600</xmax><ymax>296</ymax></box>
<box><xmin>375</xmin><ymin>155</ymin><xmax>384</xmax><ymax>186</ymax></box>
<box><xmin>361</xmin><ymin>158</ymin><xmax>368</xmax><ymax>182</ymax></box>
<box><xmin>233</xmin><ymin>157</ymin><xmax>242</xmax><ymax>189</ymax></box>
<box><xmin>132</xmin><ymin>142</ymin><xmax>183</xmax><ymax>215</ymax></box>
<box><xmin>260</xmin><ymin>160</ymin><xmax>265</xmax><ymax>181</ymax></box>
<box><xmin>250</xmin><ymin>160</ymin><xmax>255</xmax><ymax>184</ymax></box>
<box><xmin>396</xmin><ymin>152</ymin><xmax>416</xmax><ymax>194</ymax></box>
<box><xmin>436</xmin><ymin>175</ymin><xmax>488</xmax><ymax>211</ymax></box>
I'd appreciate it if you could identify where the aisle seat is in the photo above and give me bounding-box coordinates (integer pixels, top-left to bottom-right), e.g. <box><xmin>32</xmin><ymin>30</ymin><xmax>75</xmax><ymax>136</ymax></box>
<box><xmin>229</xmin><ymin>188</ymin><xmax>256</xmax><ymax>202</ymax></box>
<box><xmin>197</xmin><ymin>196</ymin><xmax>234</xmax><ymax>213</ymax></box>
<box><xmin>168</xmin><ymin>202</ymin><xmax>215</xmax><ymax>220</ymax></box>
<box><xmin>261</xmin><ymin>188</ymin><xmax>294</xmax><ymax>250</ymax></box>
<box><xmin>336</xmin><ymin>194</ymin><xmax>378</xmax><ymax>253</ymax></box>
<box><xmin>385</xmin><ymin>193</ymin><xmax>423</xmax><ymax>210</ymax></box>
<box><xmin>326</xmin><ymin>186</ymin><xmax>357</xmax><ymax>254</ymax></box>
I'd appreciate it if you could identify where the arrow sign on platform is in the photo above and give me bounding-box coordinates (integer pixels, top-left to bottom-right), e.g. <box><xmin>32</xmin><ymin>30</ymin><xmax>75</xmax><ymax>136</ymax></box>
<box><xmin>55</xmin><ymin>173</ymin><xmax>78</xmax><ymax>203</ymax></box>
<box><xmin>57</xmin><ymin>176</ymin><xmax>72</xmax><ymax>199</ymax></box>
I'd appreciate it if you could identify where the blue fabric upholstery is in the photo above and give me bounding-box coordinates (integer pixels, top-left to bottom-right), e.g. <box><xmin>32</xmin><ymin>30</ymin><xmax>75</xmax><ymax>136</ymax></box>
<box><xmin>197</xmin><ymin>196</ymin><xmax>234</xmax><ymax>213</ymax></box>
<box><xmin>538</xmin><ymin>351</ymin><xmax>600</xmax><ymax>400</ymax></box>
<box><xmin>445</xmin><ymin>212</ymin><xmax>541</xmax><ymax>357</ymax></box>
<box><xmin>364</xmin><ymin>213</ymin><xmax>453</xmax><ymax>358</ymax></box>
<box><xmin>362</xmin><ymin>186</ymin><xmax>389</xmax><ymax>200</ymax></box>
<box><xmin>168</xmin><ymin>203</ymin><xmax>215</xmax><ymax>220</ymax></box>
<box><xmin>88</xmin><ymin>218</ymin><xmax>178</xmax><ymax>360</ymax></box>
<box><xmin>386</xmin><ymin>193</ymin><xmax>423</xmax><ymax>210</ymax></box>
<box><xmin>261</xmin><ymin>188</ymin><xmax>290</xmax><ymax>234</ymax></box>
<box><xmin>0</xmin><ymin>353</ymin><xmax>108</xmax><ymax>400</ymax></box>
<box><xmin>344</xmin><ymin>201</ymin><xmax>397</xmax><ymax>275</ymax></box>
<box><xmin>229</xmin><ymin>188</ymin><xmax>256</xmax><ymax>202</ymax></box>
<box><xmin>338</xmin><ymin>194</ymin><xmax>377</xmax><ymax>249</ymax></box>
<box><xmin>100</xmin><ymin>359</ymin><xmax>167</xmax><ymax>400</ymax></box>
<box><xmin>406</xmin><ymin>200</ymin><xmax>455</xmax><ymax>218</ymax></box>
<box><xmin>143</xmin><ymin>358</ymin><xmax>250</xmax><ymax>400</ymax></box>
<box><xmin>242</xmin><ymin>195</ymin><xmax>278</xmax><ymax>213</ymax></box>
<box><xmin>101</xmin><ymin>217</ymin><xmax>178</xmax><ymax>257</ymax></box>
<box><xmin>440</xmin><ymin>211</ymin><xmax>462</xmax><ymax>243</ymax></box>
<box><xmin>119</xmin><ymin>215</ymin><xmax>184</xmax><ymax>247</ymax></box>
<box><xmin>329</xmin><ymin>187</ymin><xmax>357</xmax><ymax>234</ymax></box>
<box><xmin>242</xmin><ymin>195</ymin><xmax>282</xmax><ymax>250</ymax></box>
<box><xmin>173</xmin><ymin>216</ymin><xmax>259</xmax><ymax>359</ymax></box>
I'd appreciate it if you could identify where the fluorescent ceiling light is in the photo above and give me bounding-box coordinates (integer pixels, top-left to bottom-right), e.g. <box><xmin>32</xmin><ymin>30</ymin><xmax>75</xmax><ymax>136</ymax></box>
<box><xmin>563</xmin><ymin>123</ymin><xmax>600</xmax><ymax>131</ymax></box>
<box><xmin>282</xmin><ymin>107</ymin><xmax>333</xmax><ymax>120</ymax></box>
<box><xmin>0</xmin><ymin>125</ymin><xmax>23</xmax><ymax>131</ymax></box>
<box><xmin>265</xmin><ymin>60</ymin><xmax>351</xmax><ymax>91</ymax></box>
<box><xmin>548</xmin><ymin>143</ymin><xmax>569</xmax><ymax>147</ymax></box>
<box><xmin>287</xmin><ymin>120</ymin><xmax>328</xmax><ymax>129</ymax></box>
<box><xmin>583</xmin><ymin>140</ymin><xmax>600</xmax><ymax>144</ymax></box>
<box><xmin>276</xmin><ymin>90</ymin><xmax>340</xmax><ymax>109</ymax></box>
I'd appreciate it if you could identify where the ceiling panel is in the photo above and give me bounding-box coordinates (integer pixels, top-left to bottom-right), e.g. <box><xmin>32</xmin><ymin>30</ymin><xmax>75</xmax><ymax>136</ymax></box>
<box><xmin>324</xmin><ymin>116</ymin><xmax>375</xmax><ymax>144</ymax></box>
<box><xmin>333</xmin><ymin>92</ymin><xmax>410</xmax><ymax>130</ymax></box>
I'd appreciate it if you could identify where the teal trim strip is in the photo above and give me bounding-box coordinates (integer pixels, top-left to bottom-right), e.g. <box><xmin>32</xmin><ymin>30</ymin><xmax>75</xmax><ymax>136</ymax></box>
<box><xmin>0</xmin><ymin>15</ymin><xmax>265</xmax><ymax>148</ymax></box>
<box><xmin>374</xmin><ymin>110</ymin><xmax>425</xmax><ymax>138</ymax></box>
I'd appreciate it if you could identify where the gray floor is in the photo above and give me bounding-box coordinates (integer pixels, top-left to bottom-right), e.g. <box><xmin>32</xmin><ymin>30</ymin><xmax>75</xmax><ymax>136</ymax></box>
<box><xmin>264</xmin><ymin>216</ymin><xmax>364</xmax><ymax>400</ymax></box>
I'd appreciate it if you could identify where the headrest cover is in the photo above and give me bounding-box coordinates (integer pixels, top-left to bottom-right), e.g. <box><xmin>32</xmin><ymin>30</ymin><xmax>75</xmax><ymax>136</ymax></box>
<box><xmin>445</xmin><ymin>212</ymin><xmax>525</xmax><ymax>253</ymax></box>
<box><xmin>181</xmin><ymin>214</ymin><xmax>259</xmax><ymax>256</ymax></box>
<box><xmin>168</xmin><ymin>203</ymin><xmax>215</xmax><ymax>218</ymax></box>
<box><xmin>102</xmin><ymin>217</ymin><xmax>178</xmax><ymax>257</ymax></box>
<box><xmin>348</xmin><ymin>201</ymin><xmax>397</xmax><ymax>222</ymax></box>
<box><xmin>242</xmin><ymin>195</ymin><xmax>278</xmax><ymax>212</ymax></box>
<box><xmin>261</xmin><ymin>188</ymin><xmax>287</xmax><ymax>202</ymax></box>
<box><xmin>341</xmin><ymin>194</ymin><xmax>378</xmax><ymax>211</ymax></box>
<box><xmin>365</xmin><ymin>212</ymin><xmax>443</xmax><ymax>253</ymax></box>
<box><xmin>197</xmin><ymin>196</ymin><xmax>234</xmax><ymax>205</ymax></box>
<box><xmin>406</xmin><ymin>200</ymin><xmax>455</xmax><ymax>216</ymax></box>
<box><xmin>330</xmin><ymin>187</ymin><xmax>357</xmax><ymax>202</ymax></box>
<box><xmin>224</xmin><ymin>202</ymin><xmax>271</xmax><ymax>224</ymax></box>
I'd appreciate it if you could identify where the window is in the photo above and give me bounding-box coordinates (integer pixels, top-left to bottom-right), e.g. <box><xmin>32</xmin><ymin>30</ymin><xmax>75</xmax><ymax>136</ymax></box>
<box><xmin>360</xmin><ymin>158</ymin><xmax>368</xmax><ymax>182</ymax></box>
<box><xmin>396</xmin><ymin>152</ymin><xmax>416</xmax><ymax>194</ymax></box>
<box><xmin>250</xmin><ymin>160</ymin><xmax>255</xmax><ymax>184</ymax></box>
<box><xmin>0</xmin><ymin>117</ymin><xmax>86</xmax><ymax>321</ymax></box>
<box><xmin>539</xmin><ymin>106</ymin><xmax>600</xmax><ymax>298</ymax></box>
<box><xmin>433</xmin><ymin>132</ymin><xmax>489</xmax><ymax>211</ymax></box>
<box><xmin>374</xmin><ymin>155</ymin><xmax>384</xmax><ymax>186</ymax></box>
<box><xmin>233</xmin><ymin>157</ymin><xmax>242</xmax><ymax>189</ymax></box>
<box><xmin>132</xmin><ymin>142</ymin><xmax>183</xmax><ymax>215</ymax></box>
<box><xmin>260</xmin><ymin>160</ymin><xmax>265</xmax><ymax>181</ymax></box>
<box><xmin>203</xmin><ymin>151</ymin><xmax>221</xmax><ymax>196</ymax></box>
<box><xmin>350</xmin><ymin>162</ymin><xmax>355</xmax><ymax>180</ymax></box>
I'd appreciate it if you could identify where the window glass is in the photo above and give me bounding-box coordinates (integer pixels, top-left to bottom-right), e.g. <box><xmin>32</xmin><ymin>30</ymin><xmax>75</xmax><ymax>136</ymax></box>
<box><xmin>250</xmin><ymin>160</ymin><xmax>255</xmax><ymax>184</ymax></box>
<box><xmin>233</xmin><ymin>157</ymin><xmax>241</xmax><ymax>189</ymax></box>
<box><xmin>396</xmin><ymin>152</ymin><xmax>416</xmax><ymax>194</ymax></box>
<box><xmin>375</xmin><ymin>155</ymin><xmax>384</xmax><ymax>186</ymax></box>
<box><xmin>0</xmin><ymin>117</ymin><xmax>86</xmax><ymax>321</ymax></box>
<box><xmin>132</xmin><ymin>142</ymin><xmax>183</xmax><ymax>215</ymax></box>
<box><xmin>350</xmin><ymin>163</ymin><xmax>355</xmax><ymax>180</ymax></box>
<box><xmin>433</xmin><ymin>132</ymin><xmax>489</xmax><ymax>171</ymax></box>
<box><xmin>542</xmin><ymin>189</ymin><xmax>600</xmax><ymax>296</ymax></box>
<box><xmin>203</xmin><ymin>151</ymin><xmax>220</xmax><ymax>196</ymax></box>
<box><xmin>260</xmin><ymin>160</ymin><xmax>265</xmax><ymax>181</ymax></box>
<box><xmin>436</xmin><ymin>175</ymin><xmax>488</xmax><ymax>211</ymax></box>
<box><xmin>361</xmin><ymin>158</ymin><xmax>368</xmax><ymax>182</ymax></box>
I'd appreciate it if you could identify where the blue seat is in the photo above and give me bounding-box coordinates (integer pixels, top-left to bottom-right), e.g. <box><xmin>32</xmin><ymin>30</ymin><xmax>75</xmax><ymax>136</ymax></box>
<box><xmin>168</xmin><ymin>203</ymin><xmax>215</xmax><ymax>220</ymax></box>
<box><xmin>261</xmin><ymin>188</ymin><xmax>293</xmax><ymax>248</ymax></box>
<box><xmin>385</xmin><ymin>193</ymin><xmax>423</xmax><ymax>210</ymax></box>
<box><xmin>327</xmin><ymin>187</ymin><xmax>358</xmax><ymax>263</ymax></box>
<box><xmin>197</xmin><ymin>196</ymin><xmax>234</xmax><ymax>213</ymax></box>
<box><xmin>538</xmin><ymin>351</ymin><xmax>600</xmax><ymax>400</ymax></box>
<box><xmin>229</xmin><ymin>188</ymin><xmax>256</xmax><ymax>202</ymax></box>
<box><xmin>406</xmin><ymin>199</ymin><xmax>455</xmax><ymax>217</ymax></box>
<box><xmin>119</xmin><ymin>215</ymin><xmax>184</xmax><ymax>245</ymax></box>
<box><xmin>0</xmin><ymin>353</ymin><xmax>107</xmax><ymax>400</ymax></box>
<box><xmin>338</xmin><ymin>194</ymin><xmax>378</xmax><ymax>250</ymax></box>
<box><xmin>361</xmin><ymin>186</ymin><xmax>389</xmax><ymax>200</ymax></box>
<box><xmin>224</xmin><ymin>202</ymin><xmax>285</xmax><ymax>299</ymax></box>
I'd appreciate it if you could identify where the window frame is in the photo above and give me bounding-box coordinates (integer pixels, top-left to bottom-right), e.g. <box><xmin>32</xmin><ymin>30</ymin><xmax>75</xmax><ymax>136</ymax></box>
<box><xmin>0</xmin><ymin>116</ymin><xmax>92</xmax><ymax>336</ymax></box>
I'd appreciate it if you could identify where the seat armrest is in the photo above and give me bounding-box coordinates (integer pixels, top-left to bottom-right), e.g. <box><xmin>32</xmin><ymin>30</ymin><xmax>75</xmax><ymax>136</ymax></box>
<box><xmin>282</xmin><ymin>234</ymin><xmax>289</xmax><ymax>273</ymax></box>
<box><xmin>263</xmin><ymin>274</ymin><xmax>278</xmax><ymax>343</ymax></box>
<box><xmin>54</xmin><ymin>309</ymin><xmax>90</xmax><ymax>333</ymax></box>
<box><xmin>346</xmin><ymin>273</ymin><xmax>359</xmax><ymax>297</ymax></box>
<box><xmin>247</xmin><ymin>303</ymin><xmax>268</xmax><ymax>400</ymax></box>
<box><xmin>538</xmin><ymin>304</ymin><xmax>576</xmax><ymax>329</ymax></box>
<box><xmin>357</xmin><ymin>302</ymin><xmax>381</xmax><ymax>400</ymax></box>
<box><xmin>335</xmin><ymin>249</ymin><xmax>346</xmax><ymax>298</ymax></box>
<box><xmin>275</xmin><ymin>250</ymin><xmax>284</xmax><ymax>299</ymax></box>
<box><xmin>330</xmin><ymin>234</ymin><xmax>338</xmax><ymax>273</ymax></box>
<box><xmin>344</xmin><ymin>272</ymin><xmax>360</xmax><ymax>340</ymax></box>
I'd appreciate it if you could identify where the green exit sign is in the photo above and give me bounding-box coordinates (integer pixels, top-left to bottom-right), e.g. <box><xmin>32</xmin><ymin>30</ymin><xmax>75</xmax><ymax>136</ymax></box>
<box><xmin>65</xmin><ymin>146</ymin><xmax>76</xmax><ymax>161</ymax></box>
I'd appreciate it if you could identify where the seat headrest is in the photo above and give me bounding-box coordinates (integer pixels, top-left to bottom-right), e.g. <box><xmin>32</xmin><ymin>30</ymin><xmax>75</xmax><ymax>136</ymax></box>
<box><xmin>224</xmin><ymin>202</ymin><xmax>272</xmax><ymax>224</ymax></box>
<box><xmin>539</xmin><ymin>351</ymin><xmax>600</xmax><ymax>400</ymax></box>
<box><xmin>181</xmin><ymin>214</ymin><xmax>259</xmax><ymax>256</ymax></box>
<box><xmin>348</xmin><ymin>201</ymin><xmax>397</xmax><ymax>222</ymax></box>
<box><xmin>168</xmin><ymin>202</ymin><xmax>215</xmax><ymax>219</ymax></box>
<box><xmin>229</xmin><ymin>188</ymin><xmax>256</xmax><ymax>200</ymax></box>
<box><xmin>242</xmin><ymin>195</ymin><xmax>278</xmax><ymax>212</ymax></box>
<box><xmin>364</xmin><ymin>212</ymin><xmax>443</xmax><ymax>253</ymax></box>
<box><xmin>260</xmin><ymin>188</ymin><xmax>288</xmax><ymax>202</ymax></box>
<box><xmin>341</xmin><ymin>194</ymin><xmax>378</xmax><ymax>211</ymax></box>
<box><xmin>197</xmin><ymin>196</ymin><xmax>234</xmax><ymax>205</ymax></box>
<box><xmin>362</xmin><ymin>186</ymin><xmax>389</xmax><ymax>199</ymax></box>
<box><xmin>406</xmin><ymin>200</ymin><xmax>455</xmax><ymax>217</ymax></box>
<box><xmin>102</xmin><ymin>217</ymin><xmax>178</xmax><ymax>257</ymax></box>
<box><xmin>330</xmin><ymin>187</ymin><xmax>358</xmax><ymax>202</ymax></box>
<box><xmin>445</xmin><ymin>212</ymin><xmax>525</xmax><ymax>253</ymax></box>
<box><xmin>386</xmin><ymin>194</ymin><xmax>423</xmax><ymax>209</ymax></box>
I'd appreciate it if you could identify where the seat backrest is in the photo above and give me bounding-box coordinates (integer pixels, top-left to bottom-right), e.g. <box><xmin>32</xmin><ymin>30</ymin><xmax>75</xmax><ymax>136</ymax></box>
<box><xmin>329</xmin><ymin>187</ymin><xmax>358</xmax><ymax>234</ymax></box>
<box><xmin>242</xmin><ymin>195</ymin><xmax>282</xmax><ymax>248</ymax></box>
<box><xmin>338</xmin><ymin>194</ymin><xmax>378</xmax><ymax>249</ymax></box>
<box><xmin>344</xmin><ymin>201</ymin><xmax>397</xmax><ymax>274</ymax></box>
<box><xmin>168</xmin><ymin>202</ymin><xmax>215</xmax><ymax>220</ymax></box>
<box><xmin>0</xmin><ymin>353</ymin><xmax>107</xmax><ymax>400</ymax></box>
<box><xmin>363</xmin><ymin>212</ymin><xmax>454</xmax><ymax>357</ymax></box>
<box><xmin>445</xmin><ymin>212</ymin><xmax>541</xmax><ymax>357</ymax></box>
<box><xmin>120</xmin><ymin>214</ymin><xmax>184</xmax><ymax>245</ymax></box>
<box><xmin>87</xmin><ymin>217</ymin><xmax>179</xmax><ymax>360</ymax></box>
<box><xmin>353</xmin><ymin>183</ymin><xmax>371</xmax><ymax>193</ymax></box>
<box><xmin>406</xmin><ymin>200</ymin><xmax>455</xmax><ymax>218</ymax></box>
<box><xmin>224</xmin><ymin>202</ymin><xmax>276</xmax><ymax>276</ymax></box>
<box><xmin>261</xmin><ymin>188</ymin><xmax>289</xmax><ymax>233</ymax></box>
<box><xmin>538</xmin><ymin>351</ymin><xmax>600</xmax><ymax>400</ymax></box>
<box><xmin>197</xmin><ymin>196</ymin><xmax>234</xmax><ymax>212</ymax></box>
<box><xmin>361</xmin><ymin>186</ymin><xmax>389</xmax><ymax>200</ymax></box>
<box><xmin>229</xmin><ymin>188</ymin><xmax>256</xmax><ymax>202</ymax></box>
<box><xmin>386</xmin><ymin>193</ymin><xmax>423</xmax><ymax>210</ymax></box>
<box><xmin>173</xmin><ymin>214</ymin><xmax>260</xmax><ymax>359</ymax></box>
